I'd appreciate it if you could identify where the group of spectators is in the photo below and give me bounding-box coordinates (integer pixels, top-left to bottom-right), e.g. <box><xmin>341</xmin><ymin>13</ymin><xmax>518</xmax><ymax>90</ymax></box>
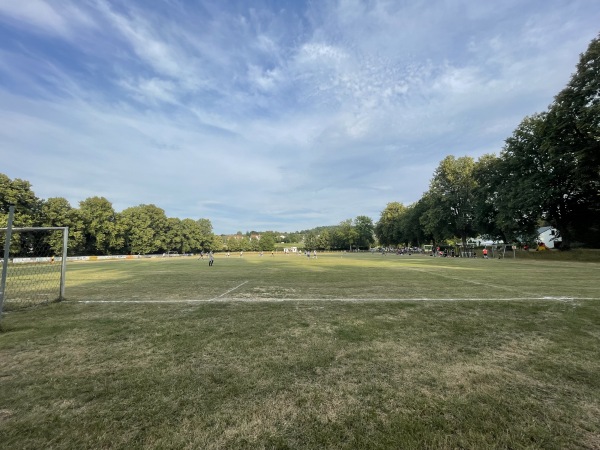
<box><xmin>373</xmin><ymin>247</ymin><xmax>423</xmax><ymax>255</ymax></box>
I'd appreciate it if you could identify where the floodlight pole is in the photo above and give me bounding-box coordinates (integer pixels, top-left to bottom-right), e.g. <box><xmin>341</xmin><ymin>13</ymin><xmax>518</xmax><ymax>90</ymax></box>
<box><xmin>0</xmin><ymin>205</ymin><xmax>15</xmax><ymax>316</ymax></box>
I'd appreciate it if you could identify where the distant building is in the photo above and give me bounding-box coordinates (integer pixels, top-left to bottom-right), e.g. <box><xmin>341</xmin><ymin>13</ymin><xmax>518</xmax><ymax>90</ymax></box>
<box><xmin>537</xmin><ymin>226</ymin><xmax>562</xmax><ymax>249</ymax></box>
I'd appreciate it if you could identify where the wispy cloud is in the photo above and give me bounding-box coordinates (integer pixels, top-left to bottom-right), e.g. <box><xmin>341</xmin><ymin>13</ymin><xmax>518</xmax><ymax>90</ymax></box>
<box><xmin>0</xmin><ymin>0</ymin><xmax>597</xmax><ymax>232</ymax></box>
<box><xmin>0</xmin><ymin>0</ymin><xmax>97</xmax><ymax>38</ymax></box>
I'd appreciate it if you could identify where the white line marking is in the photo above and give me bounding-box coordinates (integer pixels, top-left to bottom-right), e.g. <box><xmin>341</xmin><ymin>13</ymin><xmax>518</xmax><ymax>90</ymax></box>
<box><xmin>76</xmin><ymin>296</ymin><xmax>599</xmax><ymax>304</ymax></box>
<box><xmin>210</xmin><ymin>280</ymin><xmax>249</xmax><ymax>300</ymax></box>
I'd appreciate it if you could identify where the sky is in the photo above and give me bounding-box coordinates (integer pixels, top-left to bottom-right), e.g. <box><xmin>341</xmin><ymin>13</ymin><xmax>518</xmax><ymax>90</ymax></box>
<box><xmin>0</xmin><ymin>1</ymin><xmax>598</xmax><ymax>234</ymax></box>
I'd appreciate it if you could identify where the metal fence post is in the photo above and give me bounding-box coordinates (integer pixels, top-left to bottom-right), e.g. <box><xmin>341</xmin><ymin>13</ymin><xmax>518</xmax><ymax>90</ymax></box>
<box><xmin>0</xmin><ymin>205</ymin><xmax>15</xmax><ymax>316</ymax></box>
<box><xmin>59</xmin><ymin>227</ymin><xmax>69</xmax><ymax>300</ymax></box>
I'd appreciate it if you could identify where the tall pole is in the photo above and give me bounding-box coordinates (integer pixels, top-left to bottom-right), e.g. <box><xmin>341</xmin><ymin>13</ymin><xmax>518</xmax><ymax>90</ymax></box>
<box><xmin>0</xmin><ymin>205</ymin><xmax>15</xmax><ymax>316</ymax></box>
<box><xmin>59</xmin><ymin>227</ymin><xmax>68</xmax><ymax>300</ymax></box>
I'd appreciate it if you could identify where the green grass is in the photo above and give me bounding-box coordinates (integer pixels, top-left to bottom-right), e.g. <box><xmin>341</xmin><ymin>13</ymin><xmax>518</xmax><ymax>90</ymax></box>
<box><xmin>516</xmin><ymin>248</ymin><xmax>600</xmax><ymax>262</ymax></box>
<box><xmin>1</xmin><ymin>253</ymin><xmax>599</xmax><ymax>449</ymax></box>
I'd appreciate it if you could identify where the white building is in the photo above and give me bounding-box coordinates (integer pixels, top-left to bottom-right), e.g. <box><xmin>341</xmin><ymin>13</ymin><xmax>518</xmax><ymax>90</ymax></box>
<box><xmin>537</xmin><ymin>226</ymin><xmax>562</xmax><ymax>249</ymax></box>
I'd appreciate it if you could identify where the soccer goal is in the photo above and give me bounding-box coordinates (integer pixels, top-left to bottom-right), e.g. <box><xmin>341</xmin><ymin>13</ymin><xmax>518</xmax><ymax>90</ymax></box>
<box><xmin>1</xmin><ymin>220</ymin><xmax>68</xmax><ymax>312</ymax></box>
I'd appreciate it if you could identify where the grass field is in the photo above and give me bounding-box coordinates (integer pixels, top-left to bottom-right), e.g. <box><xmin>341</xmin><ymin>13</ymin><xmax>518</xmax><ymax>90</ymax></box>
<box><xmin>1</xmin><ymin>252</ymin><xmax>599</xmax><ymax>449</ymax></box>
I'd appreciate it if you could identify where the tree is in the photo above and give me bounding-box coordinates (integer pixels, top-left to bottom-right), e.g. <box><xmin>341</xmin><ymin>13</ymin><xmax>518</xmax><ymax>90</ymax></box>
<box><xmin>258</xmin><ymin>232</ymin><xmax>276</xmax><ymax>251</ymax></box>
<box><xmin>197</xmin><ymin>218</ymin><xmax>213</xmax><ymax>236</ymax></box>
<box><xmin>78</xmin><ymin>197</ymin><xmax>123</xmax><ymax>255</ymax></box>
<box><xmin>40</xmin><ymin>197</ymin><xmax>86</xmax><ymax>255</ymax></box>
<box><xmin>179</xmin><ymin>219</ymin><xmax>205</xmax><ymax>253</ymax></box>
<box><xmin>226</xmin><ymin>236</ymin><xmax>245</xmax><ymax>252</ymax></box>
<box><xmin>0</xmin><ymin>174</ymin><xmax>44</xmax><ymax>256</ymax></box>
<box><xmin>282</xmin><ymin>233</ymin><xmax>300</xmax><ymax>243</ymax></box>
<box><xmin>543</xmin><ymin>34</ymin><xmax>600</xmax><ymax>247</ymax></box>
<box><xmin>119</xmin><ymin>204</ymin><xmax>168</xmax><ymax>255</ymax></box>
<box><xmin>354</xmin><ymin>215</ymin><xmax>375</xmax><ymax>249</ymax></box>
<box><xmin>317</xmin><ymin>229</ymin><xmax>331</xmax><ymax>250</ymax></box>
<box><xmin>494</xmin><ymin>35</ymin><xmax>600</xmax><ymax>249</ymax></box>
<box><xmin>472</xmin><ymin>154</ymin><xmax>511</xmax><ymax>243</ymax></box>
<box><xmin>196</xmin><ymin>218</ymin><xmax>215</xmax><ymax>251</ymax></box>
<box><xmin>401</xmin><ymin>201</ymin><xmax>431</xmax><ymax>247</ymax></box>
<box><xmin>332</xmin><ymin>219</ymin><xmax>358</xmax><ymax>250</ymax></box>
<box><xmin>0</xmin><ymin>173</ymin><xmax>41</xmax><ymax>228</ymax></box>
<box><xmin>498</xmin><ymin>114</ymin><xmax>568</xmax><ymax>245</ymax></box>
<box><xmin>303</xmin><ymin>231</ymin><xmax>318</xmax><ymax>250</ymax></box>
<box><xmin>164</xmin><ymin>218</ymin><xmax>184</xmax><ymax>253</ymax></box>
<box><xmin>419</xmin><ymin>190</ymin><xmax>451</xmax><ymax>245</ymax></box>
<box><xmin>423</xmin><ymin>156</ymin><xmax>478</xmax><ymax>248</ymax></box>
<box><xmin>375</xmin><ymin>202</ymin><xmax>407</xmax><ymax>247</ymax></box>
<box><xmin>205</xmin><ymin>234</ymin><xmax>224</xmax><ymax>252</ymax></box>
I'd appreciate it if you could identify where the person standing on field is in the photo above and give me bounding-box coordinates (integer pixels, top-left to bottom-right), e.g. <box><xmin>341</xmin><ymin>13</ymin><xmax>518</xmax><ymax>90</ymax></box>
<box><xmin>482</xmin><ymin>248</ymin><xmax>488</xmax><ymax>259</ymax></box>
<box><xmin>209</xmin><ymin>251</ymin><xmax>214</xmax><ymax>266</ymax></box>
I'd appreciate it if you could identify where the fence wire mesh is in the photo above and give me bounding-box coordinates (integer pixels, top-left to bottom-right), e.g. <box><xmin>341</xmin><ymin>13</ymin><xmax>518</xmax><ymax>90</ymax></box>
<box><xmin>1</xmin><ymin>228</ymin><xmax>67</xmax><ymax>311</ymax></box>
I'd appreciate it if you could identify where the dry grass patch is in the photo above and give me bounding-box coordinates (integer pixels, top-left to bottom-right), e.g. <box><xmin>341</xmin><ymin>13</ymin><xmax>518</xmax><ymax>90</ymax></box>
<box><xmin>1</xmin><ymin>255</ymin><xmax>599</xmax><ymax>449</ymax></box>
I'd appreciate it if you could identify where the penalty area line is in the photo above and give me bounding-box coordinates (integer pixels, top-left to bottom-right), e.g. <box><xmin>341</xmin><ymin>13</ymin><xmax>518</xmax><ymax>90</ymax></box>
<box><xmin>210</xmin><ymin>280</ymin><xmax>249</xmax><ymax>301</ymax></box>
<box><xmin>77</xmin><ymin>280</ymin><xmax>251</xmax><ymax>304</ymax></box>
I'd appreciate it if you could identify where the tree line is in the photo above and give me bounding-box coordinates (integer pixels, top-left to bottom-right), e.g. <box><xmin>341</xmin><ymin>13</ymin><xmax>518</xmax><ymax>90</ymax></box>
<box><xmin>0</xmin><ymin>175</ymin><xmax>376</xmax><ymax>256</ymax></box>
<box><xmin>0</xmin><ymin>183</ymin><xmax>225</xmax><ymax>256</ymax></box>
<box><xmin>376</xmin><ymin>34</ymin><xmax>600</xmax><ymax>250</ymax></box>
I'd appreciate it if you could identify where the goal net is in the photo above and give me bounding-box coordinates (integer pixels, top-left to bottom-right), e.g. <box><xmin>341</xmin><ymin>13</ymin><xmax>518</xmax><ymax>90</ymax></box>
<box><xmin>1</xmin><ymin>226</ymin><xmax>68</xmax><ymax>311</ymax></box>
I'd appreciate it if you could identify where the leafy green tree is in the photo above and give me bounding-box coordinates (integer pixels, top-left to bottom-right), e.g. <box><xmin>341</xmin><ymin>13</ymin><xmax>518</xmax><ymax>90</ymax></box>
<box><xmin>317</xmin><ymin>229</ymin><xmax>331</xmax><ymax>250</ymax></box>
<box><xmin>375</xmin><ymin>202</ymin><xmax>407</xmax><ymax>247</ymax></box>
<box><xmin>227</xmin><ymin>235</ymin><xmax>250</xmax><ymax>252</ymax></box>
<box><xmin>354</xmin><ymin>215</ymin><xmax>375</xmax><ymax>249</ymax></box>
<box><xmin>303</xmin><ymin>231</ymin><xmax>318</xmax><ymax>250</ymax></box>
<box><xmin>423</xmin><ymin>156</ymin><xmax>478</xmax><ymax>248</ymax></box>
<box><xmin>471</xmin><ymin>153</ymin><xmax>535</xmax><ymax>243</ymax></box>
<box><xmin>419</xmin><ymin>190</ymin><xmax>451</xmax><ymax>245</ymax></box>
<box><xmin>472</xmin><ymin>154</ymin><xmax>503</xmax><ymax>242</ymax></box>
<box><xmin>78</xmin><ymin>197</ymin><xmax>123</xmax><ymax>255</ymax></box>
<box><xmin>164</xmin><ymin>218</ymin><xmax>184</xmax><ymax>253</ymax></box>
<box><xmin>542</xmin><ymin>35</ymin><xmax>600</xmax><ymax>247</ymax></box>
<box><xmin>196</xmin><ymin>219</ymin><xmax>213</xmax><ymax>236</ymax></box>
<box><xmin>119</xmin><ymin>204</ymin><xmax>168</xmax><ymax>255</ymax></box>
<box><xmin>258</xmin><ymin>232</ymin><xmax>277</xmax><ymax>251</ymax></box>
<box><xmin>0</xmin><ymin>174</ymin><xmax>43</xmax><ymax>256</ymax></box>
<box><xmin>0</xmin><ymin>173</ymin><xmax>40</xmax><ymax>228</ymax></box>
<box><xmin>196</xmin><ymin>218</ymin><xmax>215</xmax><ymax>251</ymax></box>
<box><xmin>180</xmin><ymin>219</ymin><xmax>206</xmax><ymax>253</ymax></box>
<box><xmin>282</xmin><ymin>233</ymin><xmax>301</xmax><ymax>243</ymax></box>
<box><xmin>248</xmin><ymin>237</ymin><xmax>260</xmax><ymax>252</ymax></box>
<box><xmin>332</xmin><ymin>219</ymin><xmax>358</xmax><ymax>250</ymax></box>
<box><xmin>493</xmin><ymin>35</ymin><xmax>600</xmax><ymax>248</ymax></box>
<box><xmin>497</xmin><ymin>114</ymin><xmax>560</xmax><ymax>244</ymax></box>
<box><xmin>400</xmin><ymin>201</ymin><xmax>431</xmax><ymax>247</ymax></box>
<box><xmin>40</xmin><ymin>197</ymin><xmax>86</xmax><ymax>255</ymax></box>
<box><xmin>205</xmin><ymin>234</ymin><xmax>224</xmax><ymax>252</ymax></box>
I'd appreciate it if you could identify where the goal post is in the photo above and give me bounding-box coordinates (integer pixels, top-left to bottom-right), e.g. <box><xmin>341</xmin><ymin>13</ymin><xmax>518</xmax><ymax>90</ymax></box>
<box><xmin>1</xmin><ymin>207</ymin><xmax>68</xmax><ymax>313</ymax></box>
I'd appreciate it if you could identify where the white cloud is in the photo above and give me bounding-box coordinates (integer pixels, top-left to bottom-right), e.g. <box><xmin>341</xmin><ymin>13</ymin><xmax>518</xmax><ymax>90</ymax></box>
<box><xmin>96</xmin><ymin>2</ymin><xmax>185</xmax><ymax>79</ymax></box>
<box><xmin>0</xmin><ymin>0</ymin><xmax>97</xmax><ymax>37</ymax></box>
<box><xmin>119</xmin><ymin>77</ymin><xmax>180</xmax><ymax>104</ymax></box>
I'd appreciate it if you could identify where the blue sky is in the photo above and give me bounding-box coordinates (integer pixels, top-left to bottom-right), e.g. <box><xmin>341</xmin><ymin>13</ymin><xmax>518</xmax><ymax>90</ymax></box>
<box><xmin>0</xmin><ymin>1</ymin><xmax>598</xmax><ymax>234</ymax></box>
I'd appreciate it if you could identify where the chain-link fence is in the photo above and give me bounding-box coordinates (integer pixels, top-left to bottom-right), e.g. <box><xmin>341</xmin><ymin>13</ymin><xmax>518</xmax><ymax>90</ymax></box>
<box><xmin>1</xmin><ymin>206</ymin><xmax>68</xmax><ymax>312</ymax></box>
